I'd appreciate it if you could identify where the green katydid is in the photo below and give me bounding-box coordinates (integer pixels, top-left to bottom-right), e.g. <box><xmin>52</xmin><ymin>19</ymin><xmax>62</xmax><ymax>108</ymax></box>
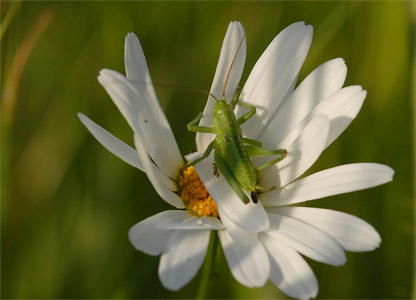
<box><xmin>187</xmin><ymin>32</ymin><xmax>287</xmax><ymax>205</ymax></box>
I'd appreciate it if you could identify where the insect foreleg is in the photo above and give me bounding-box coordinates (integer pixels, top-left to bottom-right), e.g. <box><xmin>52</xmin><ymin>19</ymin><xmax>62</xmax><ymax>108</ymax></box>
<box><xmin>236</xmin><ymin>100</ymin><xmax>256</xmax><ymax>125</ymax></box>
<box><xmin>214</xmin><ymin>148</ymin><xmax>250</xmax><ymax>204</ymax></box>
<box><xmin>188</xmin><ymin>140</ymin><xmax>216</xmax><ymax>167</ymax></box>
<box><xmin>244</xmin><ymin>145</ymin><xmax>288</xmax><ymax>171</ymax></box>
<box><xmin>187</xmin><ymin>112</ymin><xmax>215</xmax><ymax>133</ymax></box>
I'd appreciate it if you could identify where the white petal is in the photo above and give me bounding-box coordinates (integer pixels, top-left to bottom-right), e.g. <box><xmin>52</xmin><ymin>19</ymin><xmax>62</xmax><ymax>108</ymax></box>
<box><xmin>98</xmin><ymin>69</ymin><xmax>183</xmax><ymax>178</ymax></box>
<box><xmin>132</xmin><ymin>131</ymin><xmax>178</xmax><ymax>191</ymax></box>
<box><xmin>277</xmin><ymin>73</ymin><xmax>299</xmax><ymax>109</ymax></box>
<box><xmin>261</xmin><ymin>163</ymin><xmax>394</xmax><ymax>206</ymax></box>
<box><xmin>98</xmin><ymin>69</ymin><xmax>141</xmax><ymax>136</ymax></box>
<box><xmin>196</xmin><ymin>21</ymin><xmax>246</xmax><ymax>150</ymax></box>
<box><xmin>266</xmin><ymin>213</ymin><xmax>346</xmax><ymax>266</ymax></box>
<box><xmin>125</xmin><ymin>32</ymin><xmax>153</xmax><ymax>85</ymax></box>
<box><xmin>124</xmin><ymin>32</ymin><xmax>182</xmax><ymax>172</ymax></box>
<box><xmin>218</xmin><ymin>230</ymin><xmax>270</xmax><ymax>288</ymax></box>
<box><xmin>323</xmin><ymin>86</ymin><xmax>366</xmax><ymax>149</ymax></box>
<box><xmin>186</xmin><ymin>151</ymin><xmax>269</xmax><ymax>233</ymax></box>
<box><xmin>269</xmin><ymin>207</ymin><xmax>381</xmax><ymax>252</ymax></box>
<box><xmin>134</xmin><ymin>134</ymin><xmax>184</xmax><ymax>208</ymax></box>
<box><xmin>238</xmin><ymin>22</ymin><xmax>313</xmax><ymax>140</ymax></box>
<box><xmin>78</xmin><ymin>113</ymin><xmax>143</xmax><ymax>171</ymax></box>
<box><xmin>167</xmin><ymin>215</ymin><xmax>224</xmax><ymax>231</ymax></box>
<box><xmin>260</xmin><ymin>234</ymin><xmax>318</xmax><ymax>300</ymax></box>
<box><xmin>159</xmin><ymin>229</ymin><xmax>210</xmax><ymax>291</ymax></box>
<box><xmin>219</xmin><ymin>210</ymin><xmax>257</xmax><ymax>247</ymax></box>
<box><xmin>128</xmin><ymin>210</ymin><xmax>190</xmax><ymax>255</ymax></box>
<box><xmin>259</xmin><ymin>58</ymin><xmax>347</xmax><ymax>148</ymax></box>
<box><xmin>277</xmin><ymin>86</ymin><xmax>366</xmax><ymax>151</ymax></box>
<box><xmin>259</xmin><ymin>115</ymin><xmax>329</xmax><ymax>189</ymax></box>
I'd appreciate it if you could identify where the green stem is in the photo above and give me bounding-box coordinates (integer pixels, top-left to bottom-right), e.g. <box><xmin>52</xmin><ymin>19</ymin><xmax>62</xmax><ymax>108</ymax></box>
<box><xmin>196</xmin><ymin>231</ymin><xmax>219</xmax><ymax>300</ymax></box>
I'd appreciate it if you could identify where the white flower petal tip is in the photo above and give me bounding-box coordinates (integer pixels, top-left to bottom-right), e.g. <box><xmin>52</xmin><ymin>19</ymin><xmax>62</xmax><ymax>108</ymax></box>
<box><xmin>97</xmin><ymin>68</ymin><xmax>119</xmax><ymax>84</ymax></box>
<box><xmin>78</xmin><ymin>109</ymin><xmax>177</xmax><ymax>191</ymax></box>
<box><xmin>266</xmin><ymin>213</ymin><xmax>346</xmax><ymax>266</ymax></box>
<box><xmin>186</xmin><ymin>152</ymin><xmax>269</xmax><ymax>233</ymax></box>
<box><xmin>260</xmin><ymin>115</ymin><xmax>330</xmax><ymax>190</ymax></box>
<box><xmin>261</xmin><ymin>163</ymin><xmax>394</xmax><ymax>207</ymax></box>
<box><xmin>261</xmin><ymin>235</ymin><xmax>318</xmax><ymax>300</ymax></box>
<box><xmin>125</xmin><ymin>32</ymin><xmax>140</xmax><ymax>51</ymax></box>
<box><xmin>219</xmin><ymin>230</ymin><xmax>270</xmax><ymax>288</ymax></box>
<box><xmin>125</xmin><ymin>32</ymin><xmax>140</xmax><ymax>50</ymax></box>
<box><xmin>159</xmin><ymin>229</ymin><xmax>211</xmax><ymax>291</ymax></box>
<box><xmin>77</xmin><ymin>113</ymin><xmax>144</xmax><ymax>171</ymax></box>
<box><xmin>128</xmin><ymin>210</ymin><xmax>190</xmax><ymax>256</ymax></box>
<box><xmin>319</xmin><ymin>85</ymin><xmax>367</xmax><ymax>149</ymax></box>
<box><xmin>259</xmin><ymin>57</ymin><xmax>348</xmax><ymax>148</ymax></box>
<box><xmin>124</xmin><ymin>31</ymin><xmax>152</xmax><ymax>84</ymax></box>
<box><xmin>269</xmin><ymin>207</ymin><xmax>382</xmax><ymax>252</ymax></box>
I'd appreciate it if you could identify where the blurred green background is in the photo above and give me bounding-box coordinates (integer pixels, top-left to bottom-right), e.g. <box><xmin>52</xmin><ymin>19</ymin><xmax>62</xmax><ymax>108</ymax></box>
<box><xmin>1</xmin><ymin>1</ymin><xmax>414</xmax><ymax>299</ymax></box>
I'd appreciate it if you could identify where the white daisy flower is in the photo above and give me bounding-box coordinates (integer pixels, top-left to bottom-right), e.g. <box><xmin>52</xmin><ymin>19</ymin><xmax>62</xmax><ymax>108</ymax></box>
<box><xmin>79</xmin><ymin>21</ymin><xmax>394</xmax><ymax>299</ymax></box>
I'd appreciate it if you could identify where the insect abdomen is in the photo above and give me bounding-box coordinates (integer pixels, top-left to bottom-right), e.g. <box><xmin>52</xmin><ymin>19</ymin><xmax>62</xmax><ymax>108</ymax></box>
<box><xmin>213</xmin><ymin>101</ymin><xmax>257</xmax><ymax>193</ymax></box>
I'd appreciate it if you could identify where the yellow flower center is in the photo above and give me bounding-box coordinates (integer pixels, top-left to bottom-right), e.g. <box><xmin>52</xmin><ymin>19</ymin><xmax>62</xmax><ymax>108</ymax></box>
<box><xmin>178</xmin><ymin>165</ymin><xmax>219</xmax><ymax>218</ymax></box>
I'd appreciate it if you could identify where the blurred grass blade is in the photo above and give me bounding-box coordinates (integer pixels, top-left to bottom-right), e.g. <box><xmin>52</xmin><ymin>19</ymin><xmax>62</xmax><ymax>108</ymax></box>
<box><xmin>1</xmin><ymin>8</ymin><xmax>54</xmax><ymax>126</ymax></box>
<box><xmin>309</xmin><ymin>1</ymin><xmax>360</xmax><ymax>62</ymax></box>
<box><xmin>0</xmin><ymin>0</ymin><xmax>22</xmax><ymax>41</ymax></box>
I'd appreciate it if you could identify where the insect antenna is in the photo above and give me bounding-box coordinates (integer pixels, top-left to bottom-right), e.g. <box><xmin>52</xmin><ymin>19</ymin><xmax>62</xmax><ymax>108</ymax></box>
<box><xmin>222</xmin><ymin>0</ymin><xmax>262</xmax><ymax>99</ymax></box>
<box><xmin>152</xmin><ymin>83</ymin><xmax>219</xmax><ymax>102</ymax></box>
<box><xmin>222</xmin><ymin>32</ymin><xmax>246</xmax><ymax>99</ymax></box>
<box><xmin>125</xmin><ymin>80</ymin><xmax>219</xmax><ymax>102</ymax></box>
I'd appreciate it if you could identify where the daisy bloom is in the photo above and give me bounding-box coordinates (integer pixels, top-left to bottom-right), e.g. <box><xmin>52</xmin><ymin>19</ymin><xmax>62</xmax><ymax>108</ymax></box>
<box><xmin>79</xmin><ymin>21</ymin><xmax>394</xmax><ymax>299</ymax></box>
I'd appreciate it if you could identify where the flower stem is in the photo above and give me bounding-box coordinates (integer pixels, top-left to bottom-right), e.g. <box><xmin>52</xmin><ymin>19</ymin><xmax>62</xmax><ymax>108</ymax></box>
<box><xmin>196</xmin><ymin>231</ymin><xmax>219</xmax><ymax>299</ymax></box>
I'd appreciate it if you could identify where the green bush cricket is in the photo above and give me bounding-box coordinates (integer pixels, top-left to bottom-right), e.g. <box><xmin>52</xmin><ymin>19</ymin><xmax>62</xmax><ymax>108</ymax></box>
<box><xmin>187</xmin><ymin>31</ymin><xmax>287</xmax><ymax>205</ymax></box>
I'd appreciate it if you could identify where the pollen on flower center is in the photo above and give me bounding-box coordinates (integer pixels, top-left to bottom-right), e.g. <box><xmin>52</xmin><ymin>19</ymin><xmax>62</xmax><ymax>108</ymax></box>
<box><xmin>178</xmin><ymin>165</ymin><xmax>219</xmax><ymax>218</ymax></box>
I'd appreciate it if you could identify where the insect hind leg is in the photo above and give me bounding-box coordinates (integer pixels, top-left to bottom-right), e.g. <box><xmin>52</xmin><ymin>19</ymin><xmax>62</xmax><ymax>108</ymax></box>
<box><xmin>243</xmin><ymin>137</ymin><xmax>262</xmax><ymax>147</ymax></box>
<box><xmin>244</xmin><ymin>145</ymin><xmax>288</xmax><ymax>171</ymax></box>
<box><xmin>214</xmin><ymin>148</ymin><xmax>250</xmax><ymax>204</ymax></box>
